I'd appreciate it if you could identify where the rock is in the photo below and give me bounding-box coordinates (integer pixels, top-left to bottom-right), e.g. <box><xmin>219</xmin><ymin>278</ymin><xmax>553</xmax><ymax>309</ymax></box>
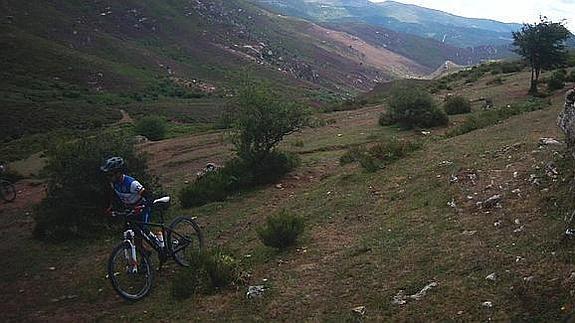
<box><xmin>421</xmin><ymin>131</ymin><xmax>431</xmax><ymax>136</ymax></box>
<box><xmin>447</xmin><ymin>199</ymin><xmax>457</xmax><ymax>208</ymax></box>
<box><xmin>275</xmin><ymin>184</ymin><xmax>284</xmax><ymax>190</ymax></box>
<box><xmin>523</xmin><ymin>276</ymin><xmax>535</xmax><ymax>283</ymax></box>
<box><xmin>351</xmin><ymin>306</ymin><xmax>366</xmax><ymax>316</ymax></box>
<box><xmin>246</xmin><ymin>285</ymin><xmax>265</xmax><ymax>298</ymax></box>
<box><xmin>482</xmin><ymin>301</ymin><xmax>493</xmax><ymax>308</ymax></box>
<box><xmin>409</xmin><ymin>282</ymin><xmax>438</xmax><ymax>300</ymax></box>
<box><xmin>545</xmin><ymin>162</ymin><xmax>559</xmax><ymax>179</ymax></box>
<box><xmin>513</xmin><ymin>225</ymin><xmax>525</xmax><ymax>233</ymax></box>
<box><xmin>514</xmin><ymin>219</ymin><xmax>521</xmax><ymax>225</ymax></box>
<box><xmin>133</xmin><ymin>135</ymin><xmax>149</xmax><ymax>144</ymax></box>
<box><xmin>485</xmin><ymin>273</ymin><xmax>497</xmax><ymax>281</ymax></box>
<box><xmin>511</xmin><ymin>188</ymin><xmax>521</xmax><ymax>194</ymax></box>
<box><xmin>558</xmin><ymin>96</ymin><xmax>575</xmax><ymax>158</ymax></box>
<box><xmin>482</xmin><ymin>194</ymin><xmax>502</xmax><ymax>209</ymax></box>
<box><xmin>462</xmin><ymin>230</ymin><xmax>477</xmax><ymax>236</ymax></box>
<box><xmin>539</xmin><ymin>137</ymin><xmax>562</xmax><ymax>146</ymax></box>
<box><xmin>392</xmin><ymin>290</ymin><xmax>407</xmax><ymax>305</ymax></box>
<box><xmin>494</xmin><ymin>220</ymin><xmax>502</xmax><ymax>227</ymax></box>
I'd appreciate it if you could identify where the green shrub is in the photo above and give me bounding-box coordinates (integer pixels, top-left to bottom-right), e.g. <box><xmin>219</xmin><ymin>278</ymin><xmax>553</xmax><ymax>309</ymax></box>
<box><xmin>134</xmin><ymin>115</ymin><xmax>167</xmax><ymax>141</ymax></box>
<box><xmin>378</xmin><ymin>111</ymin><xmax>395</xmax><ymax>126</ymax></box>
<box><xmin>340</xmin><ymin>139</ymin><xmax>421</xmax><ymax>172</ymax></box>
<box><xmin>447</xmin><ymin>98</ymin><xmax>548</xmax><ymax>137</ymax></box>
<box><xmin>179</xmin><ymin>152</ymin><xmax>299</xmax><ymax>208</ymax></box>
<box><xmin>444</xmin><ymin>96</ymin><xmax>472</xmax><ymax>115</ymax></box>
<box><xmin>568</xmin><ymin>70</ymin><xmax>575</xmax><ymax>82</ymax></box>
<box><xmin>203</xmin><ymin>249</ymin><xmax>241</xmax><ymax>288</ymax></box>
<box><xmin>257</xmin><ymin>210</ymin><xmax>305</xmax><ymax>250</ymax></box>
<box><xmin>547</xmin><ymin>69</ymin><xmax>566</xmax><ymax>91</ymax></box>
<box><xmin>33</xmin><ymin>134</ymin><xmax>158</xmax><ymax>242</ymax></box>
<box><xmin>383</xmin><ymin>86</ymin><xmax>448</xmax><ymax>129</ymax></box>
<box><xmin>340</xmin><ymin>146</ymin><xmax>365</xmax><ymax>165</ymax></box>
<box><xmin>500</xmin><ymin>61</ymin><xmax>524</xmax><ymax>73</ymax></box>
<box><xmin>171</xmin><ymin>252</ymin><xmax>207</xmax><ymax>300</ymax></box>
<box><xmin>171</xmin><ymin>250</ymin><xmax>241</xmax><ymax>300</ymax></box>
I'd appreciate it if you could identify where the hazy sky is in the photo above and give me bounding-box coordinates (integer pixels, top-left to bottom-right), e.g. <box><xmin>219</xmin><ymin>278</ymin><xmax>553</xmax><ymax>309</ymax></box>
<box><xmin>370</xmin><ymin>0</ymin><xmax>575</xmax><ymax>32</ymax></box>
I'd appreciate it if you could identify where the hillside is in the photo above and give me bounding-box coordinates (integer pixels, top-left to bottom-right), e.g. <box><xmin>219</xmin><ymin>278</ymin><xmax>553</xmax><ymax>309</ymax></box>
<box><xmin>2</xmin><ymin>57</ymin><xmax>575</xmax><ymax>320</ymax></box>
<box><xmin>0</xmin><ymin>0</ymin><xmax>431</xmax><ymax>143</ymax></box>
<box><xmin>256</xmin><ymin>0</ymin><xmax>522</xmax><ymax>47</ymax></box>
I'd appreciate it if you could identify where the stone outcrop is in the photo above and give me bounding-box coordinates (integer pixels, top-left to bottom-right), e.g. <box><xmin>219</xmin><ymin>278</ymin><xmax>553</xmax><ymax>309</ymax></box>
<box><xmin>557</xmin><ymin>88</ymin><xmax>575</xmax><ymax>158</ymax></box>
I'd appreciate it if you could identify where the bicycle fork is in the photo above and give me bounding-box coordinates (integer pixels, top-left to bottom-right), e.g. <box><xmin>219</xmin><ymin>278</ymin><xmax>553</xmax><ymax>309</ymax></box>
<box><xmin>123</xmin><ymin>229</ymin><xmax>138</xmax><ymax>274</ymax></box>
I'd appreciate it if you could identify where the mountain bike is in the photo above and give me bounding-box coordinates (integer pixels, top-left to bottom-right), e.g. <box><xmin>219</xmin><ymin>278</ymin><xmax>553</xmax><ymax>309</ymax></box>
<box><xmin>107</xmin><ymin>196</ymin><xmax>203</xmax><ymax>301</ymax></box>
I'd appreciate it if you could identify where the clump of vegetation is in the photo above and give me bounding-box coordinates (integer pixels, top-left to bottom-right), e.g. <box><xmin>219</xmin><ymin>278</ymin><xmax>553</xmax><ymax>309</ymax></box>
<box><xmin>179</xmin><ymin>82</ymin><xmax>307</xmax><ymax>208</ymax></box>
<box><xmin>447</xmin><ymin>98</ymin><xmax>549</xmax><ymax>137</ymax></box>
<box><xmin>179</xmin><ymin>152</ymin><xmax>299</xmax><ymax>208</ymax></box>
<box><xmin>547</xmin><ymin>69</ymin><xmax>567</xmax><ymax>91</ymax></box>
<box><xmin>134</xmin><ymin>115</ymin><xmax>167</xmax><ymax>141</ymax></box>
<box><xmin>340</xmin><ymin>138</ymin><xmax>422</xmax><ymax>172</ymax></box>
<box><xmin>257</xmin><ymin>210</ymin><xmax>305</xmax><ymax>250</ymax></box>
<box><xmin>33</xmin><ymin>134</ymin><xmax>158</xmax><ymax>242</ymax></box>
<box><xmin>443</xmin><ymin>95</ymin><xmax>472</xmax><ymax>115</ymax></box>
<box><xmin>380</xmin><ymin>86</ymin><xmax>448</xmax><ymax>129</ymax></box>
<box><xmin>171</xmin><ymin>250</ymin><xmax>241</xmax><ymax>300</ymax></box>
<box><xmin>568</xmin><ymin>70</ymin><xmax>575</xmax><ymax>82</ymax></box>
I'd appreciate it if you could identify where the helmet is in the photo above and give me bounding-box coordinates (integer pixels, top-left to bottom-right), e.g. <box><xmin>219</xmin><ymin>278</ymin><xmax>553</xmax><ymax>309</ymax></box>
<box><xmin>100</xmin><ymin>156</ymin><xmax>125</xmax><ymax>173</ymax></box>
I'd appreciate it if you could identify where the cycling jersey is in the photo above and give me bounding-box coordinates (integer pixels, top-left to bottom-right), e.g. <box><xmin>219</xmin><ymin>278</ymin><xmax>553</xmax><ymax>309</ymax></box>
<box><xmin>112</xmin><ymin>175</ymin><xmax>145</xmax><ymax>205</ymax></box>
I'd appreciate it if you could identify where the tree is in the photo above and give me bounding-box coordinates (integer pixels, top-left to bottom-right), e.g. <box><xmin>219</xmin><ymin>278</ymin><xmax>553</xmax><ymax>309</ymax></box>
<box><xmin>231</xmin><ymin>83</ymin><xmax>308</xmax><ymax>162</ymax></box>
<box><xmin>512</xmin><ymin>17</ymin><xmax>571</xmax><ymax>94</ymax></box>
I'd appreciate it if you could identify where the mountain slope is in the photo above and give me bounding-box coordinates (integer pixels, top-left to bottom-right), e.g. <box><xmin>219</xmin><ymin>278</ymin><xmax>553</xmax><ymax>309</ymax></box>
<box><xmin>256</xmin><ymin>0</ymin><xmax>521</xmax><ymax>48</ymax></box>
<box><xmin>0</xmin><ymin>0</ymin><xmax>430</xmax><ymax>140</ymax></box>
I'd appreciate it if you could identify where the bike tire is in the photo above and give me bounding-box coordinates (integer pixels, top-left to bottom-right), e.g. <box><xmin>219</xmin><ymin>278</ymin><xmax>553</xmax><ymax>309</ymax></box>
<box><xmin>167</xmin><ymin>216</ymin><xmax>204</xmax><ymax>267</ymax></box>
<box><xmin>107</xmin><ymin>241</ymin><xmax>155</xmax><ymax>301</ymax></box>
<box><xmin>0</xmin><ymin>180</ymin><xmax>16</xmax><ymax>202</ymax></box>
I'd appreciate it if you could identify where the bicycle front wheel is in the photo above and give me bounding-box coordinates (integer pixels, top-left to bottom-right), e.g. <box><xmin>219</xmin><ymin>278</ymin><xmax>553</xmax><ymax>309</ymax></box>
<box><xmin>107</xmin><ymin>242</ymin><xmax>155</xmax><ymax>301</ymax></box>
<box><xmin>167</xmin><ymin>217</ymin><xmax>204</xmax><ymax>267</ymax></box>
<box><xmin>0</xmin><ymin>180</ymin><xmax>16</xmax><ymax>202</ymax></box>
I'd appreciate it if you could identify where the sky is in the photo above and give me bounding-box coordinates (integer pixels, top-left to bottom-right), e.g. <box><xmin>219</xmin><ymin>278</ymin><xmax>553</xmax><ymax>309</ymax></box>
<box><xmin>370</xmin><ymin>0</ymin><xmax>575</xmax><ymax>32</ymax></box>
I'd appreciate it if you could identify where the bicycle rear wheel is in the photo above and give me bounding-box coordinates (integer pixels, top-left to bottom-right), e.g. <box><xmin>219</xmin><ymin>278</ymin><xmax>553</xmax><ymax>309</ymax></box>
<box><xmin>107</xmin><ymin>242</ymin><xmax>155</xmax><ymax>301</ymax></box>
<box><xmin>0</xmin><ymin>180</ymin><xmax>16</xmax><ymax>202</ymax></box>
<box><xmin>167</xmin><ymin>217</ymin><xmax>204</xmax><ymax>267</ymax></box>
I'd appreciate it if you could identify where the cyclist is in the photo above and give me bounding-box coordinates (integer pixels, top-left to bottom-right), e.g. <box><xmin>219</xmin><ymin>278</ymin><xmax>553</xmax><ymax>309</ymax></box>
<box><xmin>100</xmin><ymin>157</ymin><xmax>160</xmax><ymax>249</ymax></box>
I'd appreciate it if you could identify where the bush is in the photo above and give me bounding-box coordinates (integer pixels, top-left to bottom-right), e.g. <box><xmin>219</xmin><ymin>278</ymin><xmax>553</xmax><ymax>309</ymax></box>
<box><xmin>171</xmin><ymin>252</ymin><xmax>207</xmax><ymax>300</ymax></box>
<box><xmin>547</xmin><ymin>69</ymin><xmax>567</xmax><ymax>91</ymax></box>
<box><xmin>33</xmin><ymin>134</ymin><xmax>158</xmax><ymax>242</ymax></box>
<box><xmin>383</xmin><ymin>86</ymin><xmax>448</xmax><ymax>129</ymax></box>
<box><xmin>134</xmin><ymin>115</ymin><xmax>167</xmax><ymax>141</ymax></box>
<box><xmin>340</xmin><ymin>139</ymin><xmax>422</xmax><ymax>172</ymax></box>
<box><xmin>179</xmin><ymin>152</ymin><xmax>299</xmax><ymax>208</ymax></box>
<box><xmin>444</xmin><ymin>96</ymin><xmax>472</xmax><ymax>115</ymax></box>
<box><xmin>171</xmin><ymin>250</ymin><xmax>241</xmax><ymax>300</ymax></box>
<box><xmin>568</xmin><ymin>70</ymin><xmax>575</xmax><ymax>82</ymax></box>
<box><xmin>447</xmin><ymin>98</ymin><xmax>549</xmax><ymax>137</ymax></box>
<box><xmin>257</xmin><ymin>210</ymin><xmax>305</xmax><ymax>249</ymax></box>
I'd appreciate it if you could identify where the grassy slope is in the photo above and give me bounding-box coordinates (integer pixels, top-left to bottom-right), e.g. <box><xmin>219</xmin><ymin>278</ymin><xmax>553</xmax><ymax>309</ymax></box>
<box><xmin>2</xmin><ymin>68</ymin><xmax>575</xmax><ymax>321</ymax></box>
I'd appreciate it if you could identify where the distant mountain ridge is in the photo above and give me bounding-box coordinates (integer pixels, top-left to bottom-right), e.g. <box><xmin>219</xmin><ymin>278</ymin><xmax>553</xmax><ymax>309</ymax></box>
<box><xmin>256</xmin><ymin>0</ymin><xmax>522</xmax><ymax>48</ymax></box>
